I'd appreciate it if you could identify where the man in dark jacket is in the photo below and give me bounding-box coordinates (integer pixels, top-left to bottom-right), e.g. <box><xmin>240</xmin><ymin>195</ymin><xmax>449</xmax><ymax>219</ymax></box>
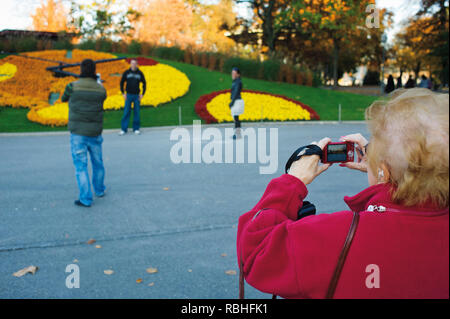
<box><xmin>119</xmin><ymin>59</ymin><xmax>146</xmax><ymax>135</ymax></box>
<box><xmin>62</xmin><ymin>59</ymin><xmax>107</xmax><ymax>207</ymax></box>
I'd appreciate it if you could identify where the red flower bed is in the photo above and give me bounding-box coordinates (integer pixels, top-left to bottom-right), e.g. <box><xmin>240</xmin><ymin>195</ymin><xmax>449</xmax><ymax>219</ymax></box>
<box><xmin>125</xmin><ymin>57</ymin><xmax>159</xmax><ymax>66</ymax></box>
<box><xmin>195</xmin><ymin>90</ymin><xmax>227</xmax><ymax>124</ymax></box>
<box><xmin>195</xmin><ymin>89</ymin><xmax>320</xmax><ymax>124</ymax></box>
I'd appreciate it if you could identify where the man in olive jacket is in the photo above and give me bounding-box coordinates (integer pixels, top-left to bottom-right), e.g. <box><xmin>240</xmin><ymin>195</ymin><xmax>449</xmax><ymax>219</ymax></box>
<box><xmin>62</xmin><ymin>59</ymin><xmax>107</xmax><ymax>207</ymax></box>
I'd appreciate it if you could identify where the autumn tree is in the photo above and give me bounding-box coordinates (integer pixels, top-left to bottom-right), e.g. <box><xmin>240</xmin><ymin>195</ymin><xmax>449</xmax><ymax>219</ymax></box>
<box><xmin>234</xmin><ymin>0</ymin><xmax>291</xmax><ymax>56</ymax></box>
<box><xmin>394</xmin><ymin>18</ymin><xmax>434</xmax><ymax>82</ymax></box>
<box><xmin>415</xmin><ymin>0</ymin><xmax>448</xmax><ymax>85</ymax></box>
<box><xmin>31</xmin><ymin>0</ymin><xmax>69</xmax><ymax>32</ymax></box>
<box><xmin>232</xmin><ymin>0</ymin><xmax>389</xmax><ymax>87</ymax></box>
<box><xmin>129</xmin><ymin>0</ymin><xmax>196</xmax><ymax>48</ymax></box>
<box><xmin>128</xmin><ymin>0</ymin><xmax>238</xmax><ymax>53</ymax></box>
<box><xmin>390</xmin><ymin>43</ymin><xmax>418</xmax><ymax>80</ymax></box>
<box><xmin>286</xmin><ymin>0</ymin><xmax>378</xmax><ymax>87</ymax></box>
<box><xmin>191</xmin><ymin>0</ymin><xmax>238</xmax><ymax>53</ymax></box>
<box><xmin>268</xmin><ymin>3</ymin><xmax>390</xmax><ymax>84</ymax></box>
<box><xmin>69</xmin><ymin>0</ymin><xmax>141</xmax><ymax>40</ymax></box>
<box><xmin>391</xmin><ymin>1</ymin><xmax>448</xmax><ymax>86</ymax></box>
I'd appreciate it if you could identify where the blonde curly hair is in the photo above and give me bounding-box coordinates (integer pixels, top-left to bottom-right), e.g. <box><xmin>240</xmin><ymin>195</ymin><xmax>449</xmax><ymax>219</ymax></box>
<box><xmin>365</xmin><ymin>88</ymin><xmax>449</xmax><ymax>208</ymax></box>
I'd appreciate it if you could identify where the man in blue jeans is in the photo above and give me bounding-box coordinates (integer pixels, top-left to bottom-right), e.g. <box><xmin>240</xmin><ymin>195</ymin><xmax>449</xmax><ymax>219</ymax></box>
<box><xmin>62</xmin><ymin>59</ymin><xmax>107</xmax><ymax>207</ymax></box>
<box><xmin>119</xmin><ymin>59</ymin><xmax>147</xmax><ymax>135</ymax></box>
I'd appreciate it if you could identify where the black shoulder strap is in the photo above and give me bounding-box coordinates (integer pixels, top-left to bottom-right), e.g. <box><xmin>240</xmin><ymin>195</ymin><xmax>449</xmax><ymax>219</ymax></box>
<box><xmin>326</xmin><ymin>211</ymin><xmax>360</xmax><ymax>299</ymax></box>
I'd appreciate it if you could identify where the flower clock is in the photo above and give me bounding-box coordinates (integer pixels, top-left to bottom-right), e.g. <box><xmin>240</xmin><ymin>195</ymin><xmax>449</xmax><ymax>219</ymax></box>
<box><xmin>0</xmin><ymin>50</ymin><xmax>190</xmax><ymax>126</ymax></box>
<box><xmin>195</xmin><ymin>89</ymin><xmax>320</xmax><ymax>123</ymax></box>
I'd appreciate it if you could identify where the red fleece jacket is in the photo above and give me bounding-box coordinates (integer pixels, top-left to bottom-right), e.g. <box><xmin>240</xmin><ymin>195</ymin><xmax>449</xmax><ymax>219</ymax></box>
<box><xmin>237</xmin><ymin>174</ymin><xmax>449</xmax><ymax>299</ymax></box>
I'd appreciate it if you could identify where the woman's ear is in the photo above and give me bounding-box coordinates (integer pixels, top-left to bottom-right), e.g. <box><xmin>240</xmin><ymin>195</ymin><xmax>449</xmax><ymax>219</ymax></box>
<box><xmin>378</xmin><ymin>163</ymin><xmax>391</xmax><ymax>184</ymax></box>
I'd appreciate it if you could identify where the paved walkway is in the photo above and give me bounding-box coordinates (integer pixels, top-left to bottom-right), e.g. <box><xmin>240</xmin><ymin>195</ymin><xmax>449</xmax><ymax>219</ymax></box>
<box><xmin>0</xmin><ymin>123</ymin><xmax>369</xmax><ymax>298</ymax></box>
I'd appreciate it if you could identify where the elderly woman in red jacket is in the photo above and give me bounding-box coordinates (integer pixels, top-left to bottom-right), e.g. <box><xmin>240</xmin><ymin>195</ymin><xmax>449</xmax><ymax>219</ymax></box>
<box><xmin>237</xmin><ymin>88</ymin><xmax>449</xmax><ymax>299</ymax></box>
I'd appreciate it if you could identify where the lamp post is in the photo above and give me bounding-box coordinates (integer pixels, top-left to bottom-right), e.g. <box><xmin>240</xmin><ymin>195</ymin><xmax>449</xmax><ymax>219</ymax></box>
<box><xmin>380</xmin><ymin>33</ymin><xmax>387</xmax><ymax>95</ymax></box>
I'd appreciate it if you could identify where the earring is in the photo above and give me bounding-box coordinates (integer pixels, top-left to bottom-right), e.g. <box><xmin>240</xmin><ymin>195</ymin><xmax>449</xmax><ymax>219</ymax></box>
<box><xmin>378</xmin><ymin>168</ymin><xmax>385</xmax><ymax>181</ymax></box>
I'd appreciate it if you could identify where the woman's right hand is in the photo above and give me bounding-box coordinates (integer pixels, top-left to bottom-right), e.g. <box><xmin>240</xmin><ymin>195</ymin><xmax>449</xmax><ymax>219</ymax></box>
<box><xmin>339</xmin><ymin>133</ymin><xmax>369</xmax><ymax>173</ymax></box>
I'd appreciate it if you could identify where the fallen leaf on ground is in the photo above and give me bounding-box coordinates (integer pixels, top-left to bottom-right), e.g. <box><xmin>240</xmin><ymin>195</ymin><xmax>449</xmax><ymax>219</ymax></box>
<box><xmin>188</xmin><ymin>269</ymin><xmax>192</xmax><ymax>273</ymax></box>
<box><xmin>136</xmin><ymin>278</ymin><xmax>143</xmax><ymax>283</ymax></box>
<box><xmin>95</xmin><ymin>245</ymin><xmax>102</xmax><ymax>249</ymax></box>
<box><xmin>146</xmin><ymin>267</ymin><xmax>158</xmax><ymax>274</ymax></box>
<box><xmin>104</xmin><ymin>270</ymin><xmax>114</xmax><ymax>275</ymax></box>
<box><xmin>13</xmin><ymin>266</ymin><xmax>38</xmax><ymax>277</ymax></box>
<box><xmin>163</xmin><ymin>187</ymin><xmax>169</xmax><ymax>191</ymax></box>
<box><xmin>148</xmin><ymin>282</ymin><xmax>155</xmax><ymax>287</ymax></box>
<box><xmin>221</xmin><ymin>253</ymin><xmax>227</xmax><ymax>257</ymax></box>
<box><xmin>225</xmin><ymin>270</ymin><xmax>237</xmax><ymax>276</ymax></box>
<box><xmin>73</xmin><ymin>259</ymin><xmax>79</xmax><ymax>263</ymax></box>
<box><xmin>87</xmin><ymin>239</ymin><xmax>96</xmax><ymax>245</ymax></box>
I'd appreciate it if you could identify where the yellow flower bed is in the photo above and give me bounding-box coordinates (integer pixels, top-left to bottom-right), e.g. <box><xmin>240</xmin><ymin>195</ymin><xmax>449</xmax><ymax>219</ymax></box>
<box><xmin>206</xmin><ymin>91</ymin><xmax>312</xmax><ymax>123</ymax></box>
<box><xmin>0</xmin><ymin>63</ymin><xmax>17</xmax><ymax>82</ymax></box>
<box><xmin>104</xmin><ymin>64</ymin><xmax>191</xmax><ymax>109</ymax></box>
<box><xmin>27</xmin><ymin>102</ymin><xmax>69</xmax><ymax>126</ymax></box>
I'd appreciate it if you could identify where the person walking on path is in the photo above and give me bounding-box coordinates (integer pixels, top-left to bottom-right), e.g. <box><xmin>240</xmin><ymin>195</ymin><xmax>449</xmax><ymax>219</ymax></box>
<box><xmin>385</xmin><ymin>74</ymin><xmax>395</xmax><ymax>94</ymax></box>
<box><xmin>405</xmin><ymin>75</ymin><xmax>416</xmax><ymax>88</ymax></box>
<box><xmin>419</xmin><ymin>74</ymin><xmax>431</xmax><ymax>89</ymax></box>
<box><xmin>119</xmin><ymin>59</ymin><xmax>147</xmax><ymax>136</ymax></box>
<box><xmin>229</xmin><ymin>67</ymin><xmax>244</xmax><ymax>140</ymax></box>
<box><xmin>62</xmin><ymin>59</ymin><xmax>107</xmax><ymax>207</ymax></box>
<box><xmin>396</xmin><ymin>75</ymin><xmax>403</xmax><ymax>89</ymax></box>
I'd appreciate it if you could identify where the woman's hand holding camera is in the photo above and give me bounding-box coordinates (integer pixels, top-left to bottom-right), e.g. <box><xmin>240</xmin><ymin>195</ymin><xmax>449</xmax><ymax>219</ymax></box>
<box><xmin>288</xmin><ymin>133</ymin><xmax>370</xmax><ymax>185</ymax></box>
<box><xmin>339</xmin><ymin>133</ymin><xmax>369</xmax><ymax>173</ymax></box>
<box><xmin>288</xmin><ymin>137</ymin><xmax>332</xmax><ymax>185</ymax></box>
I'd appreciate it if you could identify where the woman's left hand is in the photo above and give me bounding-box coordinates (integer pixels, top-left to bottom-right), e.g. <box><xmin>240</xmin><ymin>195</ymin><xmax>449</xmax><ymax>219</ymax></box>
<box><xmin>288</xmin><ymin>137</ymin><xmax>332</xmax><ymax>185</ymax></box>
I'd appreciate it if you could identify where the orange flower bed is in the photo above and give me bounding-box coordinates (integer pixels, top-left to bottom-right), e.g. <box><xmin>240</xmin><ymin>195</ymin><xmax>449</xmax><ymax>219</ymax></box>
<box><xmin>0</xmin><ymin>50</ymin><xmax>129</xmax><ymax>109</ymax></box>
<box><xmin>0</xmin><ymin>52</ymin><xmax>190</xmax><ymax>126</ymax></box>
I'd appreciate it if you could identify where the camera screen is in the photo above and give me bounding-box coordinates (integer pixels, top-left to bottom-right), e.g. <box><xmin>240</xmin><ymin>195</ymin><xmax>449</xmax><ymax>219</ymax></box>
<box><xmin>327</xmin><ymin>144</ymin><xmax>347</xmax><ymax>162</ymax></box>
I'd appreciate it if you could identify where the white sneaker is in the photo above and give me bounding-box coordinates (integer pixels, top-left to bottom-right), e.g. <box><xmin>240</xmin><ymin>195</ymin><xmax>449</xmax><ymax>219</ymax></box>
<box><xmin>134</xmin><ymin>130</ymin><xmax>141</xmax><ymax>135</ymax></box>
<box><xmin>118</xmin><ymin>130</ymin><xmax>126</xmax><ymax>136</ymax></box>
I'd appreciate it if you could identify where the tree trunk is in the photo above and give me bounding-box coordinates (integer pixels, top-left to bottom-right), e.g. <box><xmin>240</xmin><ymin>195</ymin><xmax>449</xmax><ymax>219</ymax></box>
<box><xmin>439</xmin><ymin>0</ymin><xmax>449</xmax><ymax>86</ymax></box>
<box><xmin>414</xmin><ymin>61</ymin><xmax>421</xmax><ymax>84</ymax></box>
<box><xmin>332</xmin><ymin>38</ymin><xmax>340</xmax><ymax>88</ymax></box>
<box><xmin>263</xmin><ymin>0</ymin><xmax>276</xmax><ymax>57</ymax></box>
<box><xmin>264</xmin><ymin>20</ymin><xmax>276</xmax><ymax>56</ymax></box>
